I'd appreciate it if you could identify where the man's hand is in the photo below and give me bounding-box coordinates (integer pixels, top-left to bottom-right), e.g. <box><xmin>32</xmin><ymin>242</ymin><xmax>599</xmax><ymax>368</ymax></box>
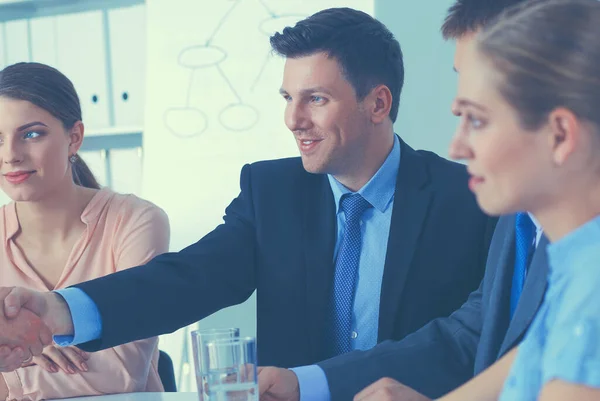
<box><xmin>258</xmin><ymin>367</ymin><xmax>300</xmax><ymax>401</ymax></box>
<box><xmin>0</xmin><ymin>288</ymin><xmax>53</xmax><ymax>372</ymax></box>
<box><xmin>3</xmin><ymin>287</ymin><xmax>74</xmax><ymax>336</ymax></box>
<box><xmin>354</xmin><ymin>378</ymin><xmax>432</xmax><ymax>401</ymax></box>
<box><xmin>0</xmin><ymin>286</ymin><xmax>75</xmax><ymax>372</ymax></box>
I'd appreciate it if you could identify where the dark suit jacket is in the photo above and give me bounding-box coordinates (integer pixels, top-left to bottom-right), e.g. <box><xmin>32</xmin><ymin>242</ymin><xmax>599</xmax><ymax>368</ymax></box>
<box><xmin>319</xmin><ymin>214</ymin><xmax>548</xmax><ymax>400</ymax></box>
<box><xmin>75</xmin><ymin>138</ymin><xmax>497</xmax><ymax>368</ymax></box>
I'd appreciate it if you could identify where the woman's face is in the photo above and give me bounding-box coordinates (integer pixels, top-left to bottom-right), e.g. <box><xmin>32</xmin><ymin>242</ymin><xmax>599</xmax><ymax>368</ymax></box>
<box><xmin>0</xmin><ymin>97</ymin><xmax>79</xmax><ymax>202</ymax></box>
<box><xmin>449</xmin><ymin>43</ymin><xmax>556</xmax><ymax>216</ymax></box>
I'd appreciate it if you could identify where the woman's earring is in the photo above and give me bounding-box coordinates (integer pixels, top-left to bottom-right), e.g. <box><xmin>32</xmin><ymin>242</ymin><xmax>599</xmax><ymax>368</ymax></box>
<box><xmin>69</xmin><ymin>154</ymin><xmax>78</xmax><ymax>164</ymax></box>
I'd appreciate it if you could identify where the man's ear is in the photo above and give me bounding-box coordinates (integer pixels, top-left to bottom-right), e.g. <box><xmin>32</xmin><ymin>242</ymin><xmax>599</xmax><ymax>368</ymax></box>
<box><xmin>368</xmin><ymin>84</ymin><xmax>393</xmax><ymax>124</ymax></box>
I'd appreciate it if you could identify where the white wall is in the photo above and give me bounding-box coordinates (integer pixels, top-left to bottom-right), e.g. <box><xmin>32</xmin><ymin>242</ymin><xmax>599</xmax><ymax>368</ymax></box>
<box><xmin>375</xmin><ymin>0</ymin><xmax>458</xmax><ymax>157</ymax></box>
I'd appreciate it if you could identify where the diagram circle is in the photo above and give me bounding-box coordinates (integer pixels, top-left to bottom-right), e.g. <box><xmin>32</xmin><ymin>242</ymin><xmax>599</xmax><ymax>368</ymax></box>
<box><xmin>178</xmin><ymin>45</ymin><xmax>228</xmax><ymax>69</ymax></box>
<box><xmin>219</xmin><ymin>103</ymin><xmax>260</xmax><ymax>132</ymax></box>
<box><xmin>164</xmin><ymin>107</ymin><xmax>209</xmax><ymax>138</ymax></box>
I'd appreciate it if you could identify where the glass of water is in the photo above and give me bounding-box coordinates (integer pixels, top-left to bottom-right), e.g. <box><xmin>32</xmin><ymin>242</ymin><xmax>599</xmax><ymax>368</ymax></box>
<box><xmin>202</xmin><ymin>337</ymin><xmax>257</xmax><ymax>401</ymax></box>
<box><xmin>191</xmin><ymin>328</ymin><xmax>240</xmax><ymax>400</ymax></box>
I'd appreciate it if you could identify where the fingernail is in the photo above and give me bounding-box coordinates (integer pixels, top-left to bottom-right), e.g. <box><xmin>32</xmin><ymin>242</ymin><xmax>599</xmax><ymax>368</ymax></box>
<box><xmin>81</xmin><ymin>362</ymin><xmax>88</xmax><ymax>372</ymax></box>
<box><xmin>51</xmin><ymin>364</ymin><xmax>58</xmax><ymax>373</ymax></box>
<box><xmin>68</xmin><ymin>366</ymin><xmax>75</xmax><ymax>374</ymax></box>
<box><xmin>5</xmin><ymin>306</ymin><xmax>16</xmax><ymax>315</ymax></box>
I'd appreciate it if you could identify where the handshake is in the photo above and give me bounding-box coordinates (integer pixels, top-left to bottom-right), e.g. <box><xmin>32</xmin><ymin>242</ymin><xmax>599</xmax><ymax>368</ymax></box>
<box><xmin>0</xmin><ymin>287</ymin><xmax>74</xmax><ymax>372</ymax></box>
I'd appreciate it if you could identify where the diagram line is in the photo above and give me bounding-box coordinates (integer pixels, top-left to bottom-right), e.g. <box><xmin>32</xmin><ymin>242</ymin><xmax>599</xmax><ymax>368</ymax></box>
<box><xmin>258</xmin><ymin>0</ymin><xmax>277</xmax><ymax>17</ymax></box>
<box><xmin>206</xmin><ymin>0</ymin><xmax>241</xmax><ymax>45</ymax></box>
<box><xmin>216</xmin><ymin>64</ymin><xmax>242</xmax><ymax>103</ymax></box>
<box><xmin>251</xmin><ymin>51</ymin><xmax>271</xmax><ymax>92</ymax></box>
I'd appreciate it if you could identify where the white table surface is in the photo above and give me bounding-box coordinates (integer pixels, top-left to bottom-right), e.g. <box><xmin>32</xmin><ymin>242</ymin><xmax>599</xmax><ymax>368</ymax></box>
<box><xmin>51</xmin><ymin>393</ymin><xmax>198</xmax><ymax>401</ymax></box>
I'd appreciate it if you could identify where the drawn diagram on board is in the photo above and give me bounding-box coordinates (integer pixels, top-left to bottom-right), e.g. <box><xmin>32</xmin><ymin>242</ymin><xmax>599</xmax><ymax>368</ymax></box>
<box><xmin>164</xmin><ymin>0</ymin><xmax>306</xmax><ymax>138</ymax></box>
<box><xmin>251</xmin><ymin>0</ymin><xmax>306</xmax><ymax>92</ymax></box>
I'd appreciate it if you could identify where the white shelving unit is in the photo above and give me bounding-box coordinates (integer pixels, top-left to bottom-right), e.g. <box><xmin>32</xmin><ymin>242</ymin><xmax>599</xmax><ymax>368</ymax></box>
<box><xmin>0</xmin><ymin>0</ymin><xmax>145</xmax><ymax>191</ymax></box>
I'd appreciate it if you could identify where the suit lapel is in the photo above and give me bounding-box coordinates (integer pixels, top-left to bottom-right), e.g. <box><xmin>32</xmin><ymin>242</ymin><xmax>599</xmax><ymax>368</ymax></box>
<box><xmin>378</xmin><ymin>141</ymin><xmax>433</xmax><ymax>341</ymax></box>
<box><xmin>302</xmin><ymin>172</ymin><xmax>337</xmax><ymax>360</ymax></box>
<box><xmin>479</xmin><ymin>215</ymin><xmax>517</xmax><ymax>366</ymax></box>
<box><xmin>499</xmin><ymin>235</ymin><xmax>549</xmax><ymax>354</ymax></box>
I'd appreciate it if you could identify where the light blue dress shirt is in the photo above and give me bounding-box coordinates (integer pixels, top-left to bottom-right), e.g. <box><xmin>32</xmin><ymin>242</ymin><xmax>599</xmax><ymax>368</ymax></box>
<box><xmin>55</xmin><ymin>136</ymin><xmax>400</xmax><ymax>354</ymax></box>
<box><xmin>292</xmin><ymin>137</ymin><xmax>400</xmax><ymax>401</ymax></box>
<box><xmin>54</xmin><ymin>287</ymin><xmax>102</xmax><ymax>345</ymax></box>
<box><xmin>327</xmin><ymin>135</ymin><xmax>399</xmax><ymax>351</ymax></box>
<box><xmin>500</xmin><ymin>214</ymin><xmax>600</xmax><ymax>400</ymax></box>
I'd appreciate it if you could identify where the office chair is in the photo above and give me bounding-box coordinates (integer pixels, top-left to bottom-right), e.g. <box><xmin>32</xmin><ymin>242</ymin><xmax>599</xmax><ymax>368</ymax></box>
<box><xmin>158</xmin><ymin>350</ymin><xmax>177</xmax><ymax>392</ymax></box>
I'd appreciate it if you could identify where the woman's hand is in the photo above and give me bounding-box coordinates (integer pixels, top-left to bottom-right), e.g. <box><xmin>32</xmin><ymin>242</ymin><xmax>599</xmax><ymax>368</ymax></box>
<box><xmin>22</xmin><ymin>345</ymin><xmax>89</xmax><ymax>374</ymax></box>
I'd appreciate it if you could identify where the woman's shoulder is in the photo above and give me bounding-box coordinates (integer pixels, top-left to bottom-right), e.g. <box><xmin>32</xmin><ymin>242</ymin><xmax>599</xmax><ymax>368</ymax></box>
<box><xmin>100</xmin><ymin>189</ymin><xmax>169</xmax><ymax>228</ymax></box>
<box><xmin>106</xmin><ymin>189</ymin><xmax>163</xmax><ymax>211</ymax></box>
<box><xmin>549</xmin><ymin>260</ymin><xmax>600</xmax><ymax>331</ymax></box>
<box><xmin>542</xmin><ymin>270</ymin><xmax>600</xmax><ymax>388</ymax></box>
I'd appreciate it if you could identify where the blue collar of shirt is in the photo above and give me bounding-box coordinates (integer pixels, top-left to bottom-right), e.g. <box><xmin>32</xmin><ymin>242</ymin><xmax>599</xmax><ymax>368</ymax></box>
<box><xmin>327</xmin><ymin>135</ymin><xmax>400</xmax><ymax>214</ymax></box>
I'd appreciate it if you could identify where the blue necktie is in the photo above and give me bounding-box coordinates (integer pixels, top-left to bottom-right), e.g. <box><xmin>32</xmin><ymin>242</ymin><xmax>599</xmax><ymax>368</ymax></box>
<box><xmin>330</xmin><ymin>193</ymin><xmax>372</xmax><ymax>356</ymax></box>
<box><xmin>510</xmin><ymin>212</ymin><xmax>535</xmax><ymax>319</ymax></box>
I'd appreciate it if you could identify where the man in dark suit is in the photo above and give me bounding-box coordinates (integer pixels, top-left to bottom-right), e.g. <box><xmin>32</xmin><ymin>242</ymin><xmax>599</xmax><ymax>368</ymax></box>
<box><xmin>0</xmin><ymin>8</ymin><xmax>494</xmax><ymax>372</ymax></box>
<box><xmin>257</xmin><ymin>1</ymin><xmax>546</xmax><ymax>401</ymax></box>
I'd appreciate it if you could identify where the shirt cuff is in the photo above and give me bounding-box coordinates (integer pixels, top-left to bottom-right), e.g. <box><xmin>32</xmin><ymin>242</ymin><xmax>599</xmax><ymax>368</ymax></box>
<box><xmin>53</xmin><ymin>288</ymin><xmax>103</xmax><ymax>346</ymax></box>
<box><xmin>290</xmin><ymin>365</ymin><xmax>331</xmax><ymax>401</ymax></box>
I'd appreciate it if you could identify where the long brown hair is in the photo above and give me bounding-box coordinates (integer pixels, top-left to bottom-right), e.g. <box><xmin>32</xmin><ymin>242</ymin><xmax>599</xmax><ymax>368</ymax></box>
<box><xmin>477</xmin><ymin>0</ymin><xmax>600</xmax><ymax>131</ymax></box>
<box><xmin>0</xmin><ymin>62</ymin><xmax>100</xmax><ymax>189</ymax></box>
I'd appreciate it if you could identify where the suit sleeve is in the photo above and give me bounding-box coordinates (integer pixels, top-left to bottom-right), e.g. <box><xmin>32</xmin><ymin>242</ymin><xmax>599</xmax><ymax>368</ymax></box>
<box><xmin>75</xmin><ymin>164</ymin><xmax>258</xmax><ymax>352</ymax></box>
<box><xmin>319</xmin><ymin>281</ymin><xmax>485</xmax><ymax>400</ymax></box>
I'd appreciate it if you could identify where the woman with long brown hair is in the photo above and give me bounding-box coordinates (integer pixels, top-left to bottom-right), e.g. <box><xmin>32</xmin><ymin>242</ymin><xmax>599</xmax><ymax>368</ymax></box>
<box><xmin>0</xmin><ymin>62</ymin><xmax>170</xmax><ymax>400</ymax></box>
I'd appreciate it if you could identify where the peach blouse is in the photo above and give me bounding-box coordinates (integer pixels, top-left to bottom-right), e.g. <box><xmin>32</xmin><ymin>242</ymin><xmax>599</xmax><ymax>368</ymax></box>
<box><xmin>0</xmin><ymin>188</ymin><xmax>170</xmax><ymax>401</ymax></box>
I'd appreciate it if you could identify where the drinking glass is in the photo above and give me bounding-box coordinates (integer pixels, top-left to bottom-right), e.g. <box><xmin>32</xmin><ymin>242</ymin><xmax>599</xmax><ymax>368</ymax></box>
<box><xmin>191</xmin><ymin>328</ymin><xmax>240</xmax><ymax>400</ymax></box>
<box><xmin>202</xmin><ymin>337</ymin><xmax>257</xmax><ymax>401</ymax></box>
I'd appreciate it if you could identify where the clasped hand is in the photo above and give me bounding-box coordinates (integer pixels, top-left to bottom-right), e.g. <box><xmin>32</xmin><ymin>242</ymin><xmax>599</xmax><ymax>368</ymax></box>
<box><xmin>0</xmin><ymin>287</ymin><xmax>55</xmax><ymax>372</ymax></box>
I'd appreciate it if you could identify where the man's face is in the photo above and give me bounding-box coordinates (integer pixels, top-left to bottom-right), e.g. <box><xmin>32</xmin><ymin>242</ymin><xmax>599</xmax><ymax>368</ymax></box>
<box><xmin>279</xmin><ymin>52</ymin><xmax>372</xmax><ymax>176</ymax></box>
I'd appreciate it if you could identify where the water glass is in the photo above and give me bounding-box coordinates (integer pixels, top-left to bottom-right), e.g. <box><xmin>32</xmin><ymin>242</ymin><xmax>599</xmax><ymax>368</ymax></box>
<box><xmin>191</xmin><ymin>328</ymin><xmax>240</xmax><ymax>400</ymax></box>
<box><xmin>202</xmin><ymin>337</ymin><xmax>257</xmax><ymax>401</ymax></box>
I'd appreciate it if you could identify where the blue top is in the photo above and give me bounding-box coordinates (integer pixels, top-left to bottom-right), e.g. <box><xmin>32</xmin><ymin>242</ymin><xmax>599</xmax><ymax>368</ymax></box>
<box><xmin>56</xmin><ymin>136</ymin><xmax>400</xmax><ymax>355</ymax></box>
<box><xmin>500</xmin><ymin>214</ymin><xmax>600</xmax><ymax>400</ymax></box>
